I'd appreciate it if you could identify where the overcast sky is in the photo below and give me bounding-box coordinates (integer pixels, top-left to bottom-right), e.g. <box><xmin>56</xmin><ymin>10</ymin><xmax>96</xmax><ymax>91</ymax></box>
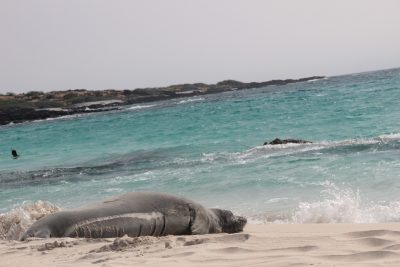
<box><xmin>1</xmin><ymin>0</ymin><xmax>400</xmax><ymax>93</ymax></box>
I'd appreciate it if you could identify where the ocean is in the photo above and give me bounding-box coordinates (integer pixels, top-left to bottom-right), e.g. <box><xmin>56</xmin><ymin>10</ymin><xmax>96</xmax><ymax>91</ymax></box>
<box><xmin>1</xmin><ymin>68</ymin><xmax>400</xmax><ymax>238</ymax></box>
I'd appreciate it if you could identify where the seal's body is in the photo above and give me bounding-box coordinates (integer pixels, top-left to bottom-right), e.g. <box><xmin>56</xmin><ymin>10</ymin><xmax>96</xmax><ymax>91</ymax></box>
<box><xmin>20</xmin><ymin>192</ymin><xmax>246</xmax><ymax>240</ymax></box>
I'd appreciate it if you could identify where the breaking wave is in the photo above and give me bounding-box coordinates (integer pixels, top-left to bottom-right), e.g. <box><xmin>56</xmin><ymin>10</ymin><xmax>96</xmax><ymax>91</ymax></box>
<box><xmin>250</xmin><ymin>182</ymin><xmax>400</xmax><ymax>224</ymax></box>
<box><xmin>292</xmin><ymin>183</ymin><xmax>400</xmax><ymax>223</ymax></box>
<box><xmin>0</xmin><ymin>201</ymin><xmax>60</xmax><ymax>240</ymax></box>
<box><xmin>127</xmin><ymin>104</ymin><xmax>157</xmax><ymax>110</ymax></box>
<box><xmin>202</xmin><ymin>133</ymin><xmax>400</xmax><ymax>164</ymax></box>
<box><xmin>178</xmin><ymin>97</ymin><xmax>204</xmax><ymax>104</ymax></box>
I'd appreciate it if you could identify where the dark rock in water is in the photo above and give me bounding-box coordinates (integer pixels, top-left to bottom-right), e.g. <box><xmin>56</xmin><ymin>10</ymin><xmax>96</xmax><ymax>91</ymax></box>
<box><xmin>264</xmin><ymin>138</ymin><xmax>312</xmax><ymax>145</ymax></box>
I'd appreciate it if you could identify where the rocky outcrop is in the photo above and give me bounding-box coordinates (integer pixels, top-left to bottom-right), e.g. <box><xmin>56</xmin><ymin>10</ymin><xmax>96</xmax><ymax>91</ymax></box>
<box><xmin>0</xmin><ymin>106</ymin><xmax>119</xmax><ymax>125</ymax></box>
<box><xmin>0</xmin><ymin>76</ymin><xmax>324</xmax><ymax>125</ymax></box>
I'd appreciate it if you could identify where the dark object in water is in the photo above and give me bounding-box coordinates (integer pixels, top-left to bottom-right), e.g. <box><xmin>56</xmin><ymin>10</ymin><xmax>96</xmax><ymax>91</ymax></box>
<box><xmin>264</xmin><ymin>138</ymin><xmax>312</xmax><ymax>145</ymax></box>
<box><xmin>11</xmin><ymin>149</ymin><xmax>19</xmax><ymax>159</ymax></box>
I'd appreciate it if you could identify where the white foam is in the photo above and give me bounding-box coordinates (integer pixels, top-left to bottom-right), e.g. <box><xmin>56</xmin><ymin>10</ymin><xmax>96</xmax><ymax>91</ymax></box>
<box><xmin>45</xmin><ymin>114</ymin><xmax>83</xmax><ymax>121</ymax></box>
<box><xmin>291</xmin><ymin>183</ymin><xmax>400</xmax><ymax>223</ymax></box>
<box><xmin>0</xmin><ymin>201</ymin><xmax>60</xmax><ymax>240</ymax></box>
<box><xmin>178</xmin><ymin>97</ymin><xmax>204</xmax><ymax>104</ymax></box>
<box><xmin>292</xmin><ymin>182</ymin><xmax>364</xmax><ymax>223</ymax></box>
<box><xmin>252</xmin><ymin>182</ymin><xmax>400</xmax><ymax>224</ymax></box>
<box><xmin>307</xmin><ymin>77</ymin><xmax>327</xmax><ymax>82</ymax></box>
<box><xmin>200</xmin><ymin>143</ymin><xmax>319</xmax><ymax>164</ymax></box>
<box><xmin>127</xmin><ymin>104</ymin><xmax>157</xmax><ymax>110</ymax></box>
<box><xmin>201</xmin><ymin>134</ymin><xmax>400</xmax><ymax>164</ymax></box>
<box><xmin>378</xmin><ymin>133</ymin><xmax>400</xmax><ymax>141</ymax></box>
<box><xmin>265</xmin><ymin>197</ymin><xmax>290</xmax><ymax>204</ymax></box>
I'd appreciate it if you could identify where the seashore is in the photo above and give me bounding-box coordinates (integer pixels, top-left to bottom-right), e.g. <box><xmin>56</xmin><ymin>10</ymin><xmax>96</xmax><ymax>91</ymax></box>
<box><xmin>0</xmin><ymin>76</ymin><xmax>323</xmax><ymax>125</ymax></box>
<box><xmin>2</xmin><ymin>223</ymin><xmax>400</xmax><ymax>266</ymax></box>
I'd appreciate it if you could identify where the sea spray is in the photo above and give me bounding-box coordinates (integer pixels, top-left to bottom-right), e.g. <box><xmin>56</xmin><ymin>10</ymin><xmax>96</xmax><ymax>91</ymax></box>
<box><xmin>0</xmin><ymin>201</ymin><xmax>60</xmax><ymax>240</ymax></box>
<box><xmin>292</xmin><ymin>182</ymin><xmax>400</xmax><ymax>223</ymax></box>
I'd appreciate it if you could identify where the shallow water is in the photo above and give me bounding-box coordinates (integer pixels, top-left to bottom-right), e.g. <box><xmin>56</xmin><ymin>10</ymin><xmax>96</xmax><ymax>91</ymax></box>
<box><xmin>1</xmin><ymin>68</ymin><xmax>400</xmax><ymax>227</ymax></box>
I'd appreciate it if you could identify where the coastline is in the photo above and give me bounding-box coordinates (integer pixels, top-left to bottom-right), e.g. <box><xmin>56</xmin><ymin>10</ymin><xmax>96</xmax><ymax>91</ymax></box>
<box><xmin>0</xmin><ymin>76</ymin><xmax>323</xmax><ymax>125</ymax></box>
<box><xmin>2</xmin><ymin>223</ymin><xmax>400</xmax><ymax>266</ymax></box>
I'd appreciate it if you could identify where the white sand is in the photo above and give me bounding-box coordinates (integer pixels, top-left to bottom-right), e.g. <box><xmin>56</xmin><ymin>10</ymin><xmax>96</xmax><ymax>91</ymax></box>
<box><xmin>2</xmin><ymin>223</ymin><xmax>400</xmax><ymax>266</ymax></box>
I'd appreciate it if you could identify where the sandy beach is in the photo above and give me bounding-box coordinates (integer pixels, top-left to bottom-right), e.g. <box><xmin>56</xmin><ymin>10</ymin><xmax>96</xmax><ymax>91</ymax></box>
<box><xmin>2</xmin><ymin>223</ymin><xmax>400</xmax><ymax>266</ymax></box>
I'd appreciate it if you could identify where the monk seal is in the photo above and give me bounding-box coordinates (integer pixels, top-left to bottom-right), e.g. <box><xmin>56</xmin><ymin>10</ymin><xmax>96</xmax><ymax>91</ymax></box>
<box><xmin>20</xmin><ymin>192</ymin><xmax>247</xmax><ymax>240</ymax></box>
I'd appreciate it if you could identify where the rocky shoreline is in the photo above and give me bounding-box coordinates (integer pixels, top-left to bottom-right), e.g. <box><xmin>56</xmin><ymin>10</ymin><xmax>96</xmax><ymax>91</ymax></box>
<box><xmin>0</xmin><ymin>76</ymin><xmax>323</xmax><ymax>125</ymax></box>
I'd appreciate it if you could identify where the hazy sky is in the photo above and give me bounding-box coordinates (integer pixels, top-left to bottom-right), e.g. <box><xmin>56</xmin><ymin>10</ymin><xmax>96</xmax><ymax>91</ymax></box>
<box><xmin>1</xmin><ymin>0</ymin><xmax>400</xmax><ymax>93</ymax></box>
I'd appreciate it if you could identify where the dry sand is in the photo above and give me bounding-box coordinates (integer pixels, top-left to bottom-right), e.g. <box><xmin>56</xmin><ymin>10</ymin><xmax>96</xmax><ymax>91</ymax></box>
<box><xmin>2</xmin><ymin>223</ymin><xmax>400</xmax><ymax>267</ymax></box>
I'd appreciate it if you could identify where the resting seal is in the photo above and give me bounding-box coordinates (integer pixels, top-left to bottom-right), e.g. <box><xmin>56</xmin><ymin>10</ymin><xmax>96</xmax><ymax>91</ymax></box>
<box><xmin>20</xmin><ymin>192</ymin><xmax>247</xmax><ymax>240</ymax></box>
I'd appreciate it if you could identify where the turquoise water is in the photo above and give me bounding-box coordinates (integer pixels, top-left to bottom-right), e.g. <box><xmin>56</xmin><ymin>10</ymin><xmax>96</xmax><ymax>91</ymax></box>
<box><xmin>1</xmin><ymin>68</ymin><xmax>400</xmax><ymax>224</ymax></box>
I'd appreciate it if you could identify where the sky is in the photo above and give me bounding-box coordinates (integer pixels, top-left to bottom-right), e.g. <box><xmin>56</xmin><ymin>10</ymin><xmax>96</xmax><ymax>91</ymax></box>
<box><xmin>1</xmin><ymin>0</ymin><xmax>400</xmax><ymax>93</ymax></box>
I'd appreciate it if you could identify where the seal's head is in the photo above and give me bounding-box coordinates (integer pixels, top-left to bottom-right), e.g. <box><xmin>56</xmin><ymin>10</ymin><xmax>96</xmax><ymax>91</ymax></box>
<box><xmin>19</xmin><ymin>212</ymin><xmax>67</xmax><ymax>241</ymax></box>
<box><xmin>20</xmin><ymin>225</ymin><xmax>51</xmax><ymax>241</ymax></box>
<box><xmin>210</xmin><ymin>209</ymin><xmax>247</xmax><ymax>233</ymax></box>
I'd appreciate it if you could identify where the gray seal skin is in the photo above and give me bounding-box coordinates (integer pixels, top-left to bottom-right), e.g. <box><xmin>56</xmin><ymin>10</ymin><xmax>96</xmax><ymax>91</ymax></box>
<box><xmin>20</xmin><ymin>192</ymin><xmax>247</xmax><ymax>240</ymax></box>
